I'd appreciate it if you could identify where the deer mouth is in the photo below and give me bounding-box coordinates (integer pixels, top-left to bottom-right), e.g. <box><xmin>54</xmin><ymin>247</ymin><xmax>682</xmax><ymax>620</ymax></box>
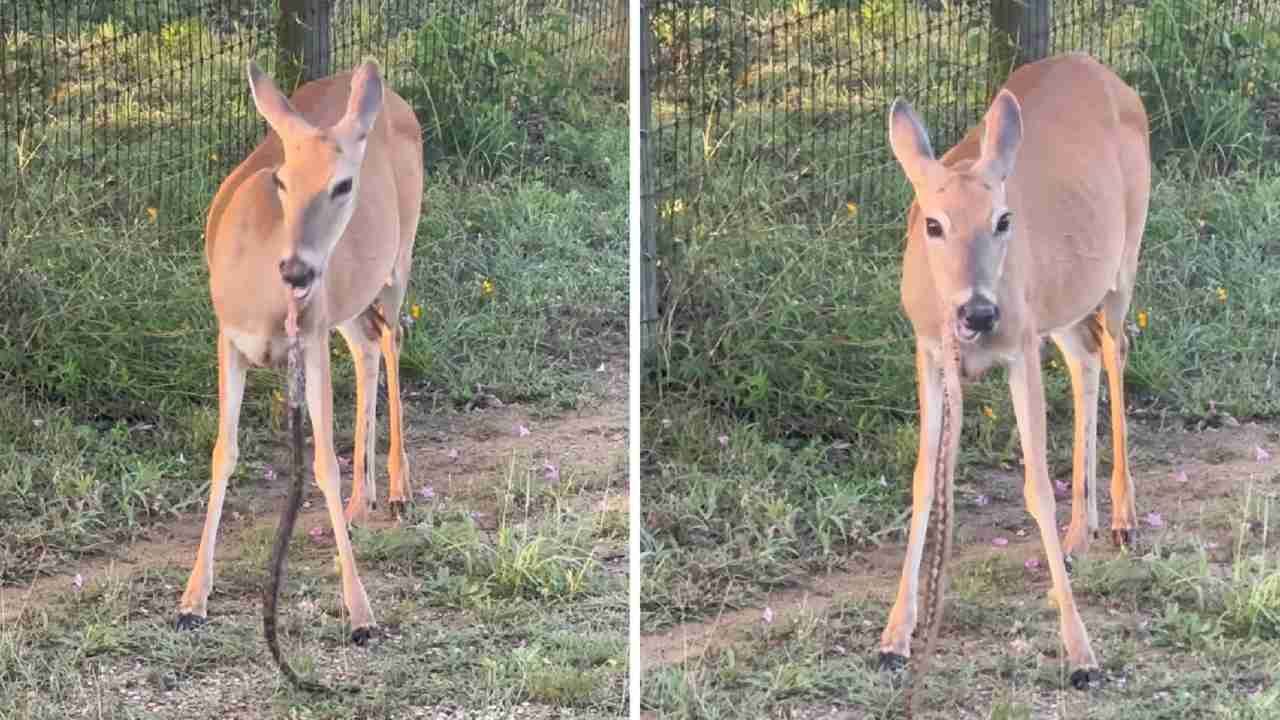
<box><xmin>954</xmin><ymin>319</ymin><xmax>982</xmax><ymax>344</ymax></box>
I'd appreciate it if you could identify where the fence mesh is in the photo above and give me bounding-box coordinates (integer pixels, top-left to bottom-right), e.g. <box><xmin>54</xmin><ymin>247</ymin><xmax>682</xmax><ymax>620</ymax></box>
<box><xmin>2</xmin><ymin>0</ymin><xmax>626</xmax><ymax>226</ymax></box>
<box><xmin>641</xmin><ymin>0</ymin><xmax>1280</xmax><ymax>337</ymax></box>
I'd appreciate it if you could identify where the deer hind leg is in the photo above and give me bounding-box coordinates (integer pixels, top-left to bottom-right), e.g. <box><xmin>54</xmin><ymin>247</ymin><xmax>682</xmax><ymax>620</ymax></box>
<box><xmin>339</xmin><ymin>315</ymin><xmax>383</xmax><ymax>526</ymax></box>
<box><xmin>1008</xmin><ymin>337</ymin><xmax>1099</xmax><ymax>686</ymax></box>
<box><xmin>305</xmin><ymin>331</ymin><xmax>375</xmax><ymax>639</ymax></box>
<box><xmin>178</xmin><ymin>331</ymin><xmax>248</xmax><ymax>627</ymax></box>
<box><xmin>1050</xmin><ymin>319</ymin><xmax>1103</xmax><ymax>559</ymax></box>
<box><xmin>879</xmin><ymin>342</ymin><xmax>944</xmax><ymax>667</ymax></box>
<box><xmin>376</xmin><ymin>282</ymin><xmax>412</xmax><ymax>518</ymax></box>
<box><xmin>1100</xmin><ymin>295</ymin><xmax>1138</xmax><ymax>547</ymax></box>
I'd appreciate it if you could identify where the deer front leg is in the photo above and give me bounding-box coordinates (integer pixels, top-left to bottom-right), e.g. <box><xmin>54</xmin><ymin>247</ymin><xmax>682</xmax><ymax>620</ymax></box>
<box><xmin>178</xmin><ymin>331</ymin><xmax>248</xmax><ymax>627</ymax></box>
<box><xmin>305</xmin><ymin>332</ymin><xmax>375</xmax><ymax>641</ymax></box>
<box><xmin>879</xmin><ymin>342</ymin><xmax>944</xmax><ymax>668</ymax></box>
<box><xmin>1008</xmin><ymin>338</ymin><xmax>1099</xmax><ymax>687</ymax></box>
<box><xmin>339</xmin><ymin>324</ymin><xmax>381</xmax><ymax>526</ymax></box>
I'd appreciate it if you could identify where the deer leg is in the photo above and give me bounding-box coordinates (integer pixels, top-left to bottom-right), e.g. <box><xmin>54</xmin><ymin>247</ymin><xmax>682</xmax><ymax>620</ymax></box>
<box><xmin>1008</xmin><ymin>338</ymin><xmax>1099</xmax><ymax>687</ymax></box>
<box><xmin>339</xmin><ymin>323</ymin><xmax>381</xmax><ymax>526</ymax></box>
<box><xmin>178</xmin><ymin>331</ymin><xmax>248</xmax><ymax>627</ymax></box>
<box><xmin>305</xmin><ymin>332</ymin><xmax>375</xmax><ymax>640</ymax></box>
<box><xmin>1100</xmin><ymin>318</ymin><xmax>1138</xmax><ymax>546</ymax></box>
<box><xmin>377</xmin><ymin>287</ymin><xmax>412</xmax><ymax>519</ymax></box>
<box><xmin>879</xmin><ymin>342</ymin><xmax>944</xmax><ymax>667</ymax></box>
<box><xmin>1051</xmin><ymin>323</ymin><xmax>1102</xmax><ymax>559</ymax></box>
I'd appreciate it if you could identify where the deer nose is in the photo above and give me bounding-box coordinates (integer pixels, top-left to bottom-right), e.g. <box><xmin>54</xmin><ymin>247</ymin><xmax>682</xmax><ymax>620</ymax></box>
<box><xmin>957</xmin><ymin>298</ymin><xmax>1000</xmax><ymax>334</ymax></box>
<box><xmin>278</xmin><ymin>257</ymin><xmax>315</xmax><ymax>288</ymax></box>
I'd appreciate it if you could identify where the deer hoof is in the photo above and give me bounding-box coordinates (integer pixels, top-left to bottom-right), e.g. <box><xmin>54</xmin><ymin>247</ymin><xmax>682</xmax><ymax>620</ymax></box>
<box><xmin>878</xmin><ymin>652</ymin><xmax>908</xmax><ymax>673</ymax></box>
<box><xmin>1112</xmin><ymin>528</ymin><xmax>1137</xmax><ymax>548</ymax></box>
<box><xmin>351</xmin><ymin>626</ymin><xmax>374</xmax><ymax>646</ymax></box>
<box><xmin>175</xmin><ymin>613</ymin><xmax>206</xmax><ymax>631</ymax></box>
<box><xmin>389</xmin><ymin>500</ymin><xmax>410</xmax><ymax>521</ymax></box>
<box><xmin>1070</xmin><ymin>667</ymin><xmax>1102</xmax><ymax>690</ymax></box>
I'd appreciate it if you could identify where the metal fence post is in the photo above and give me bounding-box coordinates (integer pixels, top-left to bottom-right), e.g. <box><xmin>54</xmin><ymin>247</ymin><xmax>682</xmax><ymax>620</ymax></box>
<box><xmin>991</xmin><ymin>0</ymin><xmax>1051</xmax><ymax>77</ymax></box>
<box><xmin>278</xmin><ymin>0</ymin><xmax>333</xmax><ymax>90</ymax></box>
<box><xmin>639</xmin><ymin>0</ymin><xmax>659</xmax><ymax>364</ymax></box>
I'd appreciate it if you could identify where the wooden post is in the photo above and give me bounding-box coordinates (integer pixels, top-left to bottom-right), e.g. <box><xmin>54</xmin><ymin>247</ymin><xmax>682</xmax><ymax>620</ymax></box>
<box><xmin>277</xmin><ymin>0</ymin><xmax>332</xmax><ymax>91</ymax></box>
<box><xmin>991</xmin><ymin>0</ymin><xmax>1051</xmax><ymax>78</ymax></box>
<box><xmin>639</xmin><ymin>1</ymin><xmax>659</xmax><ymax>363</ymax></box>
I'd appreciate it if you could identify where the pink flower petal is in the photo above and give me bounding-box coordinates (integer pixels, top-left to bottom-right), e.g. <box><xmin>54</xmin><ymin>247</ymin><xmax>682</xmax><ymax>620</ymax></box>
<box><xmin>543</xmin><ymin>463</ymin><xmax>560</xmax><ymax>482</ymax></box>
<box><xmin>992</xmin><ymin>537</ymin><xmax>1009</xmax><ymax>547</ymax></box>
<box><xmin>308</xmin><ymin>526</ymin><xmax>329</xmax><ymax>544</ymax></box>
<box><xmin>1175</xmin><ymin>468</ymin><xmax>1189</xmax><ymax>483</ymax></box>
<box><xmin>1024</xmin><ymin>558</ymin><xmax>1041</xmax><ymax>571</ymax></box>
<box><xmin>264</xmin><ymin>466</ymin><xmax>277</xmax><ymax>482</ymax></box>
<box><xmin>72</xmin><ymin>573</ymin><xmax>84</xmax><ymax>591</ymax></box>
<box><xmin>516</xmin><ymin>424</ymin><xmax>531</xmax><ymax>437</ymax></box>
<box><xmin>717</xmin><ymin>434</ymin><xmax>729</xmax><ymax>448</ymax></box>
<box><xmin>1256</xmin><ymin>446</ymin><xmax>1272</xmax><ymax>463</ymax></box>
<box><xmin>975</xmin><ymin>494</ymin><xmax>991</xmax><ymax>507</ymax></box>
<box><xmin>1054</xmin><ymin>480</ymin><xmax>1069</xmax><ymax>499</ymax></box>
<box><xmin>446</xmin><ymin>448</ymin><xmax>460</xmax><ymax>462</ymax></box>
<box><xmin>418</xmin><ymin>485</ymin><xmax>435</xmax><ymax>500</ymax></box>
<box><xmin>1145</xmin><ymin>512</ymin><xmax>1164</xmax><ymax>528</ymax></box>
<box><xmin>762</xmin><ymin>606</ymin><xmax>774</xmax><ymax>624</ymax></box>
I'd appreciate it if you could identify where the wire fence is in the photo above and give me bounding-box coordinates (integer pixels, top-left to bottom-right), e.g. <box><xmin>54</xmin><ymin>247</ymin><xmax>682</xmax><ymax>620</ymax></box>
<box><xmin>2</xmin><ymin>0</ymin><xmax>626</xmax><ymax>226</ymax></box>
<box><xmin>639</xmin><ymin>0</ymin><xmax>1280</xmax><ymax>352</ymax></box>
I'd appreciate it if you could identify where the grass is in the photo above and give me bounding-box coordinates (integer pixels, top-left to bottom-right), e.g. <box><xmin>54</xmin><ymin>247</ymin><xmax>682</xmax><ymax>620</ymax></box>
<box><xmin>642</xmin><ymin>0</ymin><xmax>1280</xmax><ymax>715</ymax></box>
<box><xmin>0</xmin><ymin>0</ymin><xmax>627</xmax><ymax>716</ymax></box>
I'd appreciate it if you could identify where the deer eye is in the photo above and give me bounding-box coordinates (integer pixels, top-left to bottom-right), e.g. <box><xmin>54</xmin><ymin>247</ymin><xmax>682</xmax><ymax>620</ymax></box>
<box><xmin>924</xmin><ymin>218</ymin><xmax>944</xmax><ymax>239</ymax></box>
<box><xmin>272</xmin><ymin>172</ymin><xmax>286</xmax><ymax>192</ymax></box>
<box><xmin>995</xmin><ymin>212</ymin><xmax>1012</xmax><ymax>234</ymax></box>
<box><xmin>331</xmin><ymin>178</ymin><xmax>353</xmax><ymax>199</ymax></box>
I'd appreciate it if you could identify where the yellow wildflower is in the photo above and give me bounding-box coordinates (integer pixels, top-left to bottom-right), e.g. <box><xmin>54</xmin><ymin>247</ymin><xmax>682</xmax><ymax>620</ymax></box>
<box><xmin>146</xmin><ymin>207</ymin><xmax>158</xmax><ymax>223</ymax></box>
<box><xmin>481</xmin><ymin>278</ymin><xmax>495</xmax><ymax>297</ymax></box>
<box><xmin>846</xmin><ymin>201</ymin><xmax>859</xmax><ymax>218</ymax></box>
<box><xmin>982</xmin><ymin>406</ymin><xmax>996</xmax><ymax>420</ymax></box>
<box><xmin>210</xmin><ymin>152</ymin><xmax>219</xmax><ymax>162</ymax></box>
<box><xmin>1137</xmin><ymin>310</ymin><xmax>1148</xmax><ymax>329</ymax></box>
<box><xmin>410</xmin><ymin>304</ymin><xmax>422</xmax><ymax>319</ymax></box>
<box><xmin>1217</xmin><ymin>287</ymin><xmax>1228</xmax><ymax>303</ymax></box>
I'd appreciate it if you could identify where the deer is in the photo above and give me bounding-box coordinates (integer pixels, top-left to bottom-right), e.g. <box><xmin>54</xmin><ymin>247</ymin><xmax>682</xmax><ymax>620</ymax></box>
<box><xmin>175</xmin><ymin>59</ymin><xmax>424</xmax><ymax>660</ymax></box>
<box><xmin>877</xmin><ymin>52</ymin><xmax>1149</xmax><ymax>711</ymax></box>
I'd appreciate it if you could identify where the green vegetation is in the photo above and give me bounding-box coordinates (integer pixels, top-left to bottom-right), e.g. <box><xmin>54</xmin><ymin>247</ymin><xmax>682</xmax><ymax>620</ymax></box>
<box><xmin>1</xmin><ymin>0</ymin><xmax>626</xmax><ymax>715</ymax></box>
<box><xmin>643</xmin><ymin>0</ymin><xmax>1280</xmax><ymax>715</ymax></box>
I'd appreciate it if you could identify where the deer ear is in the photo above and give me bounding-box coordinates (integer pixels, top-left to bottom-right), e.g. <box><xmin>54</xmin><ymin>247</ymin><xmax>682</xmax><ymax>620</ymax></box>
<box><xmin>247</xmin><ymin>61</ymin><xmax>314</xmax><ymax>137</ymax></box>
<box><xmin>888</xmin><ymin>98</ymin><xmax>943</xmax><ymax>188</ymax></box>
<box><xmin>339</xmin><ymin>60</ymin><xmax>385</xmax><ymax>140</ymax></box>
<box><xmin>975</xmin><ymin>89</ymin><xmax>1023</xmax><ymax>183</ymax></box>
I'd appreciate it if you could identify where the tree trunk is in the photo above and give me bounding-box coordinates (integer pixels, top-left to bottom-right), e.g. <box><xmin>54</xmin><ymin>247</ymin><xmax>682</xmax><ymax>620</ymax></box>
<box><xmin>277</xmin><ymin>0</ymin><xmax>332</xmax><ymax>91</ymax></box>
<box><xmin>991</xmin><ymin>0</ymin><xmax>1051</xmax><ymax>78</ymax></box>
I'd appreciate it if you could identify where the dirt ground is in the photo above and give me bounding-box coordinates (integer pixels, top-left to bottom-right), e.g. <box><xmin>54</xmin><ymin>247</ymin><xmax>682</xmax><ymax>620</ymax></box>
<box><xmin>0</xmin><ymin>358</ymin><xmax>629</xmax><ymax>718</ymax></box>
<box><xmin>640</xmin><ymin>417</ymin><xmax>1280</xmax><ymax>717</ymax></box>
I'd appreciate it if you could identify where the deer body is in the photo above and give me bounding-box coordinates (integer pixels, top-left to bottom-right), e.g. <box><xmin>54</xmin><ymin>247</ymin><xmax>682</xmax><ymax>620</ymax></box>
<box><xmin>178</xmin><ymin>61</ymin><xmax>423</xmax><ymax>641</ymax></box>
<box><xmin>880</xmin><ymin>53</ymin><xmax>1149</xmax><ymax>694</ymax></box>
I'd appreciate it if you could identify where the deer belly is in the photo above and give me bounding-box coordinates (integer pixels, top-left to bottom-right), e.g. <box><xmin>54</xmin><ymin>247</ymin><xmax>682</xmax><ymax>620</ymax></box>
<box><xmin>225</xmin><ymin>327</ymin><xmax>290</xmax><ymax>368</ymax></box>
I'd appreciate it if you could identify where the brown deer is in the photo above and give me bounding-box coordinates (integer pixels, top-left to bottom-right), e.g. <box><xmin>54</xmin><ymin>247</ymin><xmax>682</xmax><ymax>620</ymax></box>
<box><xmin>877</xmin><ymin>52</ymin><xmax>1149</xmax><ymax>706</ymax></box>
<box><xmin>176</xmin><ymin>59</ymin><xmax>423</xmax><ymax>648</ymax></box>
